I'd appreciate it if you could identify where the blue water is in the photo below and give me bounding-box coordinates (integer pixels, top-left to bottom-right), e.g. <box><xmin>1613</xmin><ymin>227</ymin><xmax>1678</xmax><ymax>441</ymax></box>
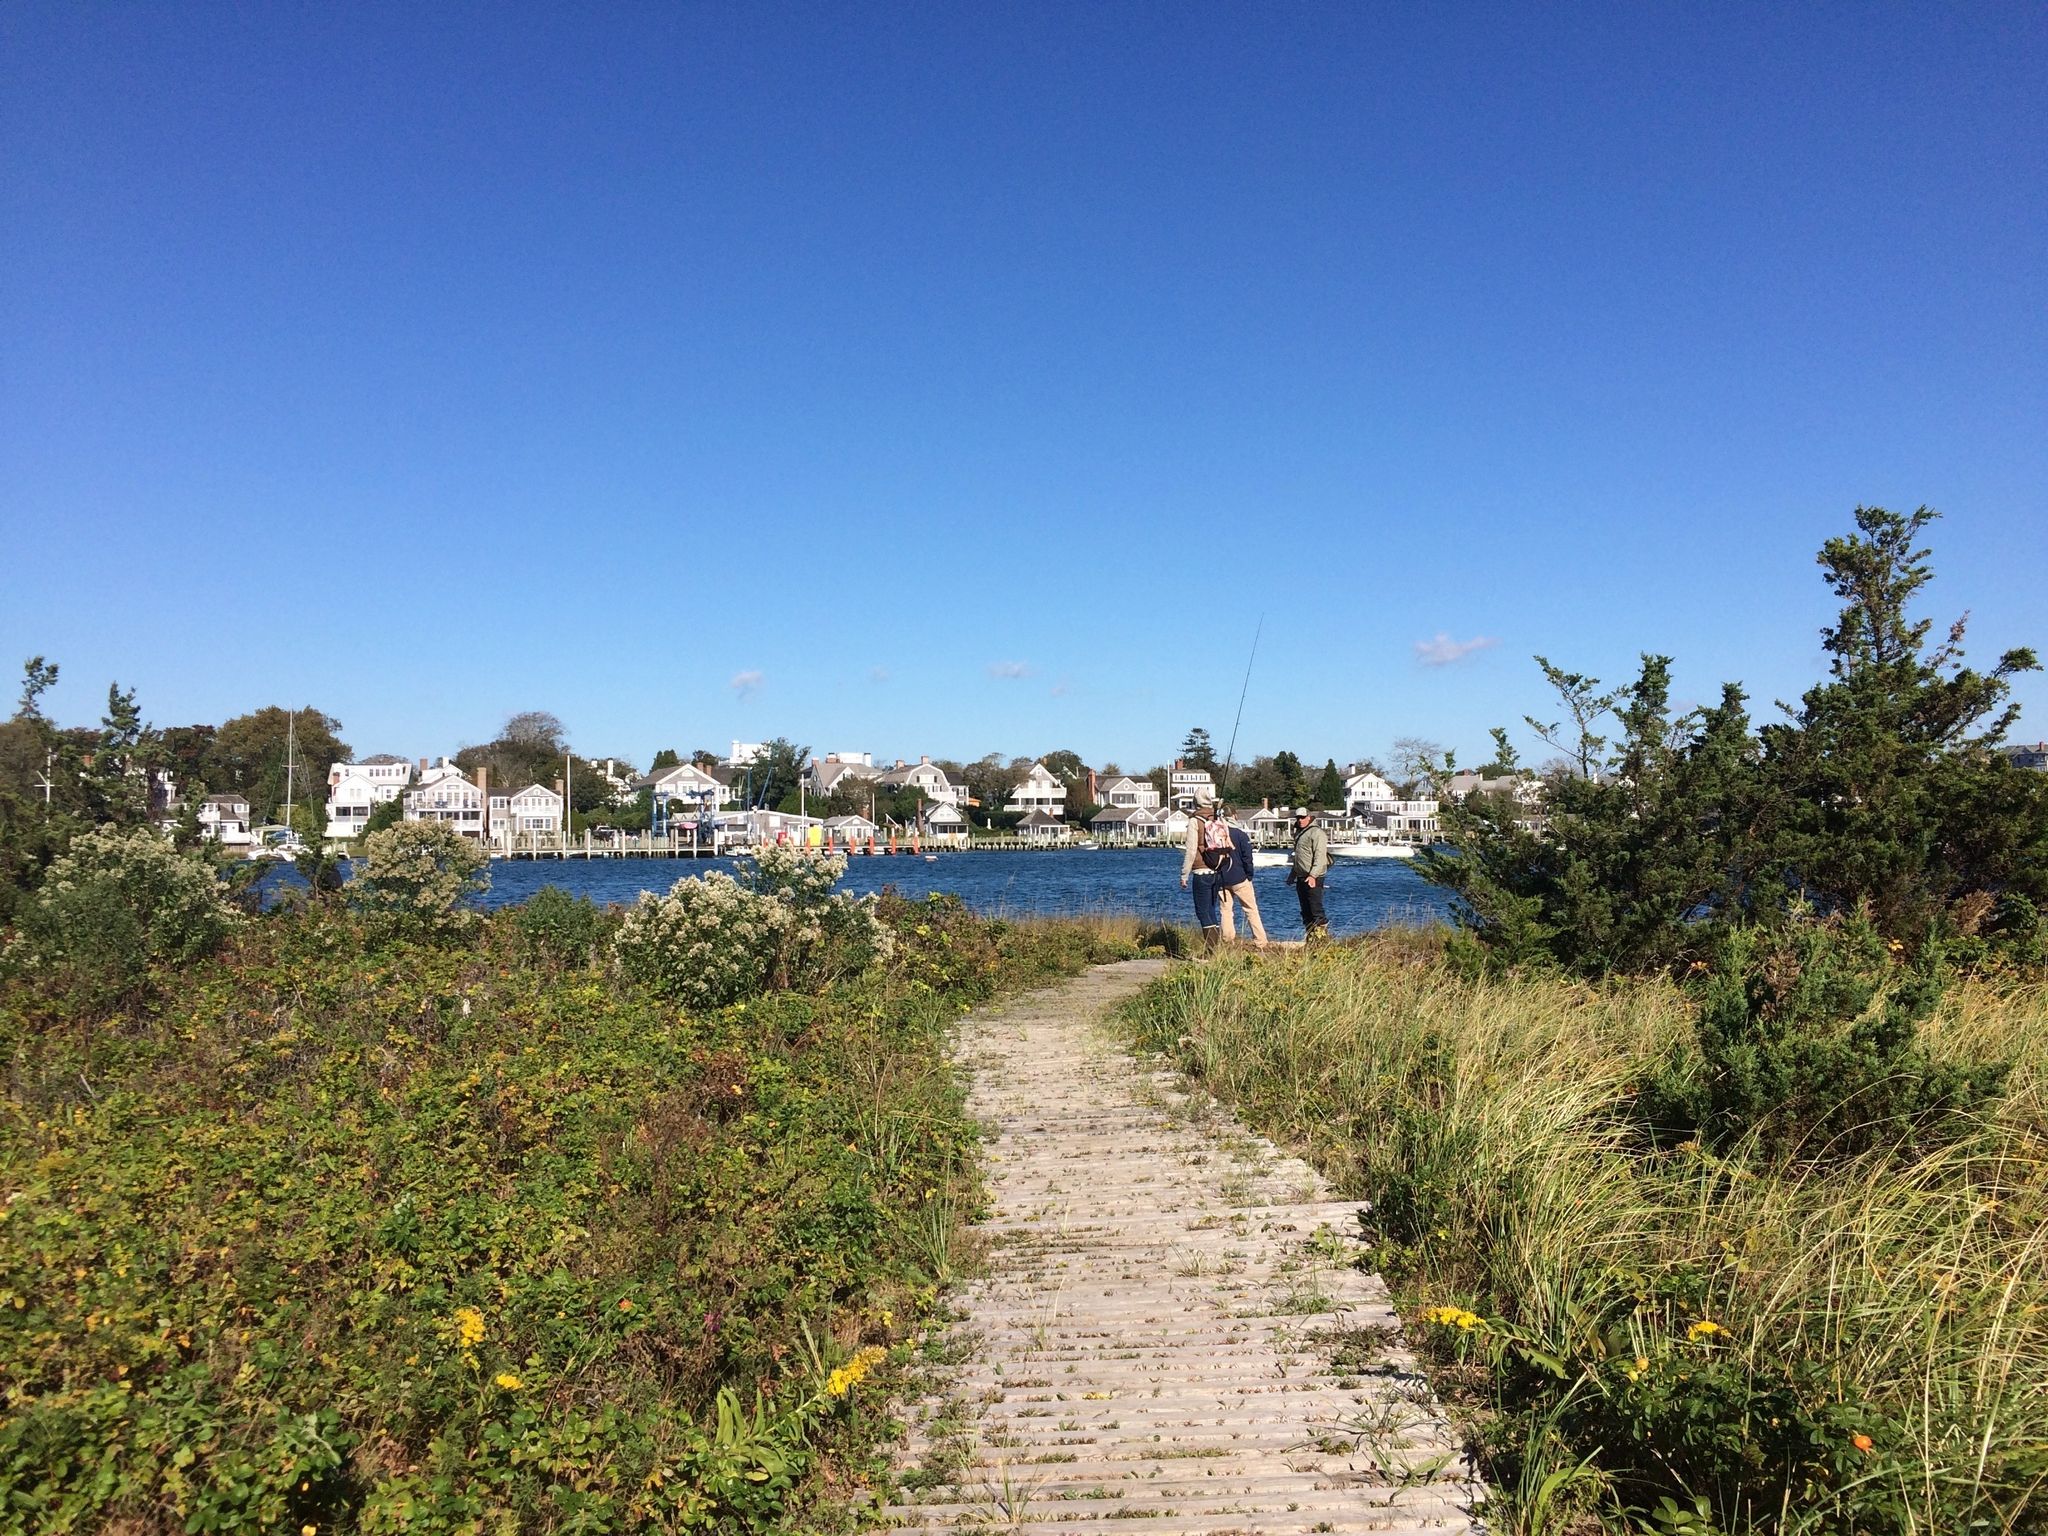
<box><xmin>469</xmin><ymin>848</ymin><xmax>1449</xmax><ymax>940</ymax></box>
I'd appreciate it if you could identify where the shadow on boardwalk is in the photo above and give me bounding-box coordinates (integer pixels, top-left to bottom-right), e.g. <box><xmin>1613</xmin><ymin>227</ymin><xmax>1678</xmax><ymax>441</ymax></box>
<box><xmin>887</xmin><ymin>959</ymin><xmax>1483</xmax><ymax>1535</ymax></box>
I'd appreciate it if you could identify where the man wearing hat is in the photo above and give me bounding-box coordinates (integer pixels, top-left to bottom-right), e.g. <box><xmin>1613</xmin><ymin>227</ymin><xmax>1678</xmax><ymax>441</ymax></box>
<box><xmin>1286</xmin><ymin>806</ymin><xmax>1330</xmax><ymax>941</ymax></box>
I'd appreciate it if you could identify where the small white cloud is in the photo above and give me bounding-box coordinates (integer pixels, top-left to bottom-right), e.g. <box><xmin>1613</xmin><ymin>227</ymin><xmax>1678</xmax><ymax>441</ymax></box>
<box><xmin>869</xmin><ymin>666</ymin><xmax>891</xmax><ymax>684</ymax></box>
<box><xmin>730</xmin><ymin>669</ymin><xmax>764</xmax><ymax>698</ymax></box>
<box><xmin>1049</xmin><ymin>678</ymin><xmax>1071</xmax><ymax>698</ymax></box>
<box><xmin>1414</xmin><ymin>633</ymin><xmax>1499</xmax><ymax>667</ymax></box>
<box><xmin>988</xmin><ymin>660</ymin><xmax>1032</xmax><ymax>680</ymax></box>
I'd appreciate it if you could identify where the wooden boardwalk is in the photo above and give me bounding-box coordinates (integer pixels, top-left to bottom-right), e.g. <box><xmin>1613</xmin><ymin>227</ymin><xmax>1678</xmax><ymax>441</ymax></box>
<box><xmin>887</xmin><ymin>960</ymin><xmax>1481</xmax><ymax>1535</ymax></box>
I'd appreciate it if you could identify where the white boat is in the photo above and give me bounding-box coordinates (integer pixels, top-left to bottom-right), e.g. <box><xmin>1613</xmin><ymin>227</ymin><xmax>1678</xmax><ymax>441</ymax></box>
<box><xmin>1251</xmin><ymin>842</ymin><xmax>1419</xmax><ymax>868</ymax></box>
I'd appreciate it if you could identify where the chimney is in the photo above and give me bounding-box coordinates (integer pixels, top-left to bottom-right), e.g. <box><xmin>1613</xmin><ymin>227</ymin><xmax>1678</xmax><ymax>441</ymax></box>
<box><xmin>920</xmin><ymin>754</ymin><xmax>930</xmax><ymax>765</ymax></box>
<box><xmin>420</xmin><ymin>756</ymin><xmax>428</xmax><ymax>773</ymax></box>
<box><xmin>1174</xmin><ymin>758</ymin><xmax>1184</xmax><ymax>771</ymax></box>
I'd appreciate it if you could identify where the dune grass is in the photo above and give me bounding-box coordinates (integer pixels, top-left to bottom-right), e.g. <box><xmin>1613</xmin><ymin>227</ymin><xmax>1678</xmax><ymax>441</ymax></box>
<box><xmin>1120</xmin><ymin>935</ymin><xmax>2048</xmax><ymax>1534</ymax></box>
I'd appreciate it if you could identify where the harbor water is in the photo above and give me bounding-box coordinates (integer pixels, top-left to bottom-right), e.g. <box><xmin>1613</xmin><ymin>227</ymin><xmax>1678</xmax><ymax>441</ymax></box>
<box><xmin>471</xmin><ymin>847</ymin><xmax>1451</xmax><ymax>941</ymax></box>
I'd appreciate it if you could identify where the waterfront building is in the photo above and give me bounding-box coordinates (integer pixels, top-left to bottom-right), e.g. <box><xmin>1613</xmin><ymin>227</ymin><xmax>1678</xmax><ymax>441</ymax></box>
<box><xmin>325</xmin><ymin>755</ymin><xmax>413</xmax><ymax>840</ymax></box>
<box><xmin>823</xmin><ymin>812</ymin><xmax>879</xmax><ymax>845</ymax></box>
<box><xmin>1005</xmin><ymin>761</ymin><xmax>1068</xmax><ymax>817</ymax></box>
<box><xmin>1447</xmin><ymin>770</ymin><xmax>1544</xmax><ymax>807</ymax></box>
<box><xmin>1343</xmin><ymin>770</ymin><xmax>1398</xmax><ymax>815</ymax></box>
<box><xmin>1097</xmin><ymin>775</ymin><xmax>1162</xmax><ymax>811</ymax></box>
<box><xmin>640</xmin><ymin>762</ymin><xmax>731</xmax><ymax>811</ymax></box>
<box><xmin>807</xmin><ymin>753</ymin><xmax>882</xmax><ymax>799</ymax></box>
<box><xmin>1245</xmin><ymin>804</ymin><xmax>1293</xmax><ymax>843</ymax></box>
<box><xmin>198</xmin><ymin>792</ymin><xmax>254</xmax><ymax>847</ymax></box>
<box><xmin>1167</xmin><ymin>764</ymin><xmax>1215</xmax><ymax>809</ymax></box>
<box><xmin>1090</xmin><ymin>805</ymin><xmax>1140</xmax><ymax>845</ymax></box>
<box><xmin>921</xmin><ymin>801</ymin><xmax>970</xmax><ymax>845</ymax></box>
<box><xmin>501</xmin><ymin>784</ymin><xmax>564</xmax><ymax>839</ymax></box>
<box><xmin>729</xmin><ymin>741</ymin><xmax>768</xmax><ymax>767</ymax></box>
<box><xmin>2000</xmin><ymin>742</ymin><xmax>2048</xmax><ymax>772</ymax></box>
<box><xmin>1015</xmin><ymin>809</ymin><xmax>1071</xmax><ymax>844</ymax></box>
<box><xmin>875</xmin><ymin>755</ymin><xmax>961</xmax><ymax>805</ymax></box>
<box><xmin>404</xmin><ymin>766</ymin><xmax>485</xmax><ymax>838</ymax></box>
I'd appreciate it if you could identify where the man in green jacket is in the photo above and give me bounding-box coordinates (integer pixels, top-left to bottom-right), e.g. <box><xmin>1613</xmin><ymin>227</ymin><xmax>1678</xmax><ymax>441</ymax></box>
<box><xmin>1286</xmin><ymin>807</ymin><xmax>1330</xmax><ymax>941</ymax></box>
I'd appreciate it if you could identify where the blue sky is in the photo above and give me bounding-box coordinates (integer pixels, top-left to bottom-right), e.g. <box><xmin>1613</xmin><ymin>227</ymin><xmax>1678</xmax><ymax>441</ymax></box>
<box><xmin>3</xmin><ymin>4</ymin><xmax>2043</xmax><ymax>771</ymax></box>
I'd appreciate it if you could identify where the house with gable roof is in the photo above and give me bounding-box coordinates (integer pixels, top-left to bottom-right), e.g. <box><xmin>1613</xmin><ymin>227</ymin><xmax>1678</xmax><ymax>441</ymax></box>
<box><xmin>1097</xmin><ymin>775</ymin><xmax>1162</xmax><ymax>812</ymax></box>
<box><xmin>806</xmin><ymin>753</ymin><xmax>883</xmax><ymax>801</ymax></box>
<box><xmin>874</xmin><ymin>756</ymin><xmax>961</xmax><ymax>805</ymax></box>
<box><xmin>1004</xmin><ymin>762</ymin><xmax>1067</xmax><ymax>818</ymax></box>
<box><xmin>1016</xmin><ymin>809</ymin><xmax>1070</xmax><ymax>844</ymax></box>
<box><xmin>404</xmin><ymin>764</ymin><xmax>486</xmax><ymax>838</ymax></box>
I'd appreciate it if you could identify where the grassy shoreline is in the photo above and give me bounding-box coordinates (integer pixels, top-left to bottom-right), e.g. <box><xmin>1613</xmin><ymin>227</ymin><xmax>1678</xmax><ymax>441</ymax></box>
<box><xmin>0</xmin><ymin>894</ymin><xmax>1143</xmax><ymax>1534</ymax></box>
<box><xmin>1118</xmin><ymin>934</ymin><xmax>2047</xmax><ymax>1535</ymax></box>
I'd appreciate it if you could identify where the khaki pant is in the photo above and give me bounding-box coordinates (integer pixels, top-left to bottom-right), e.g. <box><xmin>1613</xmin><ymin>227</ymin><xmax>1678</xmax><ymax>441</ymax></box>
<box><xmin>1217</xmin><ymin>879</ymin><xmax>1268</xmax><ymax>945</ymax></box>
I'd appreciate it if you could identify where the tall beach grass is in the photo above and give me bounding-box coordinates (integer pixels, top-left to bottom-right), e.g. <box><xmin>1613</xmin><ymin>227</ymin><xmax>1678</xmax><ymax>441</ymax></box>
<box><xmin>1121</xmin><ymin>937</ymin><xmax>2048</xmax><ymax>1534</ymax></box>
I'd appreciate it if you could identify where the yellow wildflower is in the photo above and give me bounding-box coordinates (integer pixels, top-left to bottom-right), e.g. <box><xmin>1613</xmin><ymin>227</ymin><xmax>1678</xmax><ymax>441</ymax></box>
<box><xmin>1421</xmin><ymin>1305</ymin><xmax>1484</xmax><ymax>1331</ymax></box>
<box><xmin>1623</xmin><ymin>1355</ymin><xmax>1650</xmax><ymax>1382</ymax></box>
<box><xmin>495</xmin><ymin>1372</ymin><xmax>524</xmax><ymax>1390</ymax></box>
<box><xmin>825</xmin><ymin>1345</ymin><xmax>888</xmax><ymax>1398</ymax></box>
<box><xmin>1687</xmin><ymin>1319</ymin><xmax>1726</xmax><ymax>1342</ymax></box>
<box><xmin>451</xmin><ymin>1306</ymin><xmax>485</xmax><ymax>1348</ymax></box>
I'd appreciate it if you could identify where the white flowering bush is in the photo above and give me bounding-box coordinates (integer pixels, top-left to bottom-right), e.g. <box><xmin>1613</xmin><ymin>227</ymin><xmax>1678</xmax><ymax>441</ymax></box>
<box><xmin>613</xmin><ymin>871</ymin><xmax>792</xmax><ymax>1010</ymax></box>
<box><xmin>7</xmin><ymin>825</ymin><xmax>243</xmax><ymax>1003</ymax></box>
<box><xmin>614</xmin><ymin>849</ymin><xmax>894</xmax><ymax>1010</ymax></box>
<box><xmin>348</xmin><ymin>821</ymin><xmax>489</xmax><ymax>940</ymax></box>
<box><xmin>736</xmin><ymin>844</ymin><xmax>846</xmax><ymax>909</ymax></box>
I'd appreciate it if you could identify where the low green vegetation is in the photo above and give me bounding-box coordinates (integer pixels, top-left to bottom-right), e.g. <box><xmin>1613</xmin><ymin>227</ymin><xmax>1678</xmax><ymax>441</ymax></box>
<box><xmin>0</xmin><ymin>842</ymin><xmax>1139</xmax><ymax>1534</ymax></box>
<box><xmin>1122</xmin><ymin>933</ymin><xmax>2046</xmax><ymax>1534</ymax></box>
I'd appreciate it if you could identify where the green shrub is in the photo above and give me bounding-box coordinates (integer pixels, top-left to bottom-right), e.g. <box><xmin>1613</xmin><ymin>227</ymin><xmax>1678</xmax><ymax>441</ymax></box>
<box><xmin>511</xmin><ymin>884</ymin><xmax>611</xmax><ymax>967</ymax></box>
<box><xmin>347</xmin><ymin>820</ymin><xmax>488</xmax><ymax>940</ymax></box>
<box><xmin>3</xmin><ymin>825</ymin><xmax>241</xmax><ymax>1004</ymax></box>
<box><xmin>1638</xmin><ymin>916</ymin><xmax>2010</xmax><ymax>1161</ymax></box>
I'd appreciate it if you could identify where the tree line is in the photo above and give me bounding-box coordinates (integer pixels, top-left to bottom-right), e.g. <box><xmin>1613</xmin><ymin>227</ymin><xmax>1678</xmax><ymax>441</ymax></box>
<box><xmin>1419</xmin><ymin>505</ymin><xmax>2048</xmax><ymax>976</ymax></box>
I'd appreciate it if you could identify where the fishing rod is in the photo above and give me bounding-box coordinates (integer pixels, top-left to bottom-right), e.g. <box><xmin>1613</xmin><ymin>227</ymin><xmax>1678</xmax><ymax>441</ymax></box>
<box><xmin>1217</xmin><ymin>616</ymin><xmax>1263</xmax><ymax>801</ymax></box>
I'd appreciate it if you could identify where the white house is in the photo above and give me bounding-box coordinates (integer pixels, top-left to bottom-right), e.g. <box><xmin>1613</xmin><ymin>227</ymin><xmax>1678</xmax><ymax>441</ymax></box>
<box><xmin>1167</xmin><ymin>765</ymin><xmax>1216</xmax><ymax>808</ymax></box>
<box><xmin>729</xmin><ymin>741</ymin><xmax>768</xmax><ymax>767</ymax></box>
<box><xmin>875</xmin><ymin>756</ymin><xmax>961</xmax><ymax>805</ymax></box>
<box><xmin>823</xmin><ymin>813</ymin><xmax>879</xmax><ymax>846</ymax></box>
<box><xmin>404</xmin><ymin>767</ymin><xmax>485</xmax><ymax>838</ymax></box>
<box><xmin>1016</xmin><ymin>809</ymin><xmax>1071</xmax><ymax>844</ymax></box>
<box><xmin>1344</xmin><ymin>770</ymin><xmax>1398</xmax><ymax>815</ymax></box>
<box><xmin>1447</xmin><ymin>771</ymin><xmax>1545</xmax><ymax>809</ymax></box>
<box><xmin>329</xmin><ymin>755</ymin><xmax>412</xmax><ymax>799</ymax></box>
<box><xmin>1245</xmin><ymin>804</ymin><xmax>1293</xmax><ymax>843</ymax></box>
<box><xmin>1152</xmin><ymin>806</ymin><xmax>1191</xmax><ymax>844</ymax></box>
<box><xmin>501</xmin><ymin>784</ymin><xmax>564</xmax><ymax>839</ymax></box>
<box><xmin>642</xmin><ymin>762</ymin><xmax>732</xmax><ymax>812</ymax></box>
<box><xmin>199</xmin><ymin>792</ymin><xmax>254</xmax><ymax>847</ymax></box>
<box><xmin>1097</xmin><ymin>775</ymin><xmax>1162</xmax><ymax>811</ymax></box>
<box><xmin>1005</xmin><ymin>762</ymin><xmax>1068</xmax><ymax>818</ymax></box>
<box><xmin>325</xmin><ymin>771</ymin><xmax>380</xmax><ymax>840</ymax></box>
<box><xmin>921</xmin><ymin>800</ymin><xmax>969</xmax><ymax>846</ymax></box>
